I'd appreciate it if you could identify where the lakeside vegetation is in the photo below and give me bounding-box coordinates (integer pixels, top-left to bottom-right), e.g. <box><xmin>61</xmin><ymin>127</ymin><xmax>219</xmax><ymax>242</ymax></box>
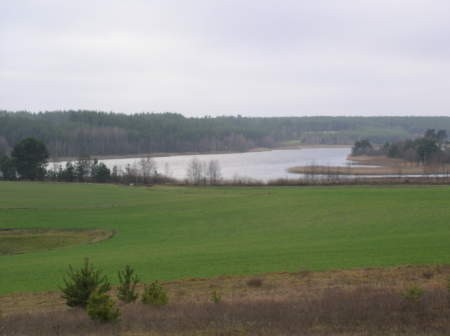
<box><xmin>5</xmin><ymin>136</ymin><xmax>450</xmax><ymax>186</ymax></box>
<box><xmin>288</xmin><ymin>163</ymin><xmax>450</xmax><ymax>176</ymax></box>
<box><xmin>352</xmin><ymin>129</ymin><xmax>449</xmax><ymax>164</ymax></box>
<box><xmin>289</xmin><ymin>129</ymin><xmax>450</xmax><ymax>177</ymax></box>
<box><xmin>0</xmin><ymin>137</ymin><xmax>221</xmax><ymax>184</ymax></box>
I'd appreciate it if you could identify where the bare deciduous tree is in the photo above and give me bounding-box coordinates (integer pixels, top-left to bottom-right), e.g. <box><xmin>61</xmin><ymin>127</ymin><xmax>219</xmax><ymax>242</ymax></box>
<box><xmin>138</xmin><ymin>157</ymin><xmax>157</xmax><ymax>182</ymax></box>
<box><xmin>186</xmin><ymin>158</ymin><xmax>221</xmax><ymax>185</ymax></box>
<box><xmin>186</xmin><ymin>158</ymin><xmax>205</xmax><ymax>184</ymax></box>
<box><xmin>206</xmin><ymin>160</ymin><xmax>221</xmax><ymax>184</ymax></box>
<box><xmin>125</xmin><ymin>163</ymin><xmax>139</xmax><ymax>184</ymax></box>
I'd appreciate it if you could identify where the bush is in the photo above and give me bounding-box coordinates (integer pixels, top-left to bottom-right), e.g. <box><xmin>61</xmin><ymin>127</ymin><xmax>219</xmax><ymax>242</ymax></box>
<box><xmin>141</xmin><ymin>281</ymin><xmax>168</xmax><ymax>306</ymax></box>
<box><xmin>422</xmin><ymin>270</ymin><xmax>434</xmax><ymax>279</ymax></box>
<box><xmin>117</xmin><ymin>265</ymin><xmax>139</xmax><ymax>303</ymax></box>
<box><xmin>61</xmin><ymin>258</ymin><xmax>111</xmax><ymax>308</ymax></box>
<box><xmin>402</xmin><ymin>286</ymin><xmax>424</xmax><ymax>303</ymax></box>
<box><xmin>210</xmin><ymin>290</ymin><xmax>222</xmax><ymax>304</ymax></box>
<box><xmin>246</xmin><ymin>277</ymin><xmax>263</xmax><ymax>288</ymax></box>
<box><xmin>86</xmin><ymin>291</ymin><xmax>120</xmax><ymax>322</ymax></box>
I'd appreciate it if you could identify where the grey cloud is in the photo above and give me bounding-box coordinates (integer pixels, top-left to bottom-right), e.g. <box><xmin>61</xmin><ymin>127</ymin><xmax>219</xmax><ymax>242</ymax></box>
<box><xmin>1</xmin><ymin>0</ymin><xmax>450</xmax><ymax>116</ymax></box>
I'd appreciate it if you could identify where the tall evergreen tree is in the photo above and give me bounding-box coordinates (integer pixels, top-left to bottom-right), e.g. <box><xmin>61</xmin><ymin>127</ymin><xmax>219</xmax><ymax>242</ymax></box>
<box><xmin>11</xmin><ymin>138</ymin><xmax>49</xmax><ymax>180</ymax></box>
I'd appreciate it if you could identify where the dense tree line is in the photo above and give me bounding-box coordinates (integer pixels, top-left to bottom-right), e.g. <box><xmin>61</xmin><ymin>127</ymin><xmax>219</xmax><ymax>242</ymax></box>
<box><xmin>352</xmin><ymin>129</ymin><xmax>449</xmax><ymax>164</ymax></box>
<box><xmin>2</xmin><ymin>111</ymin><xmax>450</xmax><ymax>158</ymax></box>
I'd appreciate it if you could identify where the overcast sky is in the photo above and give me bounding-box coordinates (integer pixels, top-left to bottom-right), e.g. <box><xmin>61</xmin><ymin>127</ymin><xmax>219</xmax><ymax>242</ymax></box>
<box><xmin>1</xmin><ymin>0</ymin><xmax>450</xmax><ymax>116</ymax></box>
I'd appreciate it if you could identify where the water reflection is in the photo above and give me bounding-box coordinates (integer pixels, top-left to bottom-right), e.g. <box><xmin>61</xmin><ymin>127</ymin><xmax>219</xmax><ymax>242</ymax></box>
<box><xmin>98</xmin><ymin>147</ymin><xmax>352</xmax><ymax>182</ymax></box>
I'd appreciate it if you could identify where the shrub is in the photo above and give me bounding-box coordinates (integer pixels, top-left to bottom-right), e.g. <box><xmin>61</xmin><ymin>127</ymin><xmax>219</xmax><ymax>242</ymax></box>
<box><xmin>422</xmin><ymin>271</ymin><xmax>434</xmax><ymax>279</ymax></box>
<box><xmin>142</xmin><ymin>281</ymin><xmax>168</xmax><ymax>306</ymax></box>
<box><xmin>117</xmin><ymin>265</ymin><xmax>139</xmax><ymax>303</ymax></box>
<box><xmin>402</xmin><ymin>286</ymin><xmax>424</xmax><ymax>303</ymax></box>
<box><xmin>246</xmin><ymin>277</ymin><xmax>263</xmax><ymax>288</ymax></box>
<box><xmin>86</xmin><ymin>291</ymin><xmax>120</xmax><ymax>322</ymax></box>
<box><xmin>210</xmin><ymin>290</ymin><xmax>222</xmax><ymax>304</ymax></box>
<box><xmin>61</xmin><ymin>258</ymin><xmax>111</xmax><ymax>308</ymax></box>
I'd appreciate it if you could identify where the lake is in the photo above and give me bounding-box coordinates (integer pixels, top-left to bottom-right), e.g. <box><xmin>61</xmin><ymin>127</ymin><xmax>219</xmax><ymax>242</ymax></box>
<box><xmin>88</xmin><ymin>147</ymin><xmax>353</xmax><ymax>182</ymax></box>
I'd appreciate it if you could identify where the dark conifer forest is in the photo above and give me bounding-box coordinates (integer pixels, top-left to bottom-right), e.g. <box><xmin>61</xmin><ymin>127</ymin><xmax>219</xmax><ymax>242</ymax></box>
<box><xmin>2</xmin><ymin>110</ymin><xmax>450</xmax><ymax>158</ymax></box>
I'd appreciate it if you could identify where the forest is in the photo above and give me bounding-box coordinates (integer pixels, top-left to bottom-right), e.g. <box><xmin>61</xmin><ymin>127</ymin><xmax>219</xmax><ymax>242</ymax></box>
<box><xmin>2</xmin><ymin>110</ymin><xmax>450</xmax><ymax>158</ymax></box>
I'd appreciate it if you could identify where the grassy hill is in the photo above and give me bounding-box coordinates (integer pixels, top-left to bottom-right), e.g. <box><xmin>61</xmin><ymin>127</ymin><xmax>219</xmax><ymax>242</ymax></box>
<box><xmin>1</xmin><ymin>182</ymin><xmax>450</xmax><ymax>295</ymax></box>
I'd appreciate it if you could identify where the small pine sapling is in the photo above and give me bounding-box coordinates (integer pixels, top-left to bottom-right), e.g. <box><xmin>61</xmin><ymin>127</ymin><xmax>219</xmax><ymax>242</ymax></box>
<box><xmin>117</xmin><ymin>265</ymin><xmax>139</xmax><ymax>303</ymax></box>
<box><xmin>61</xmin><ymin>258</ymin><xmax>111</xmax><ymax>308</ymax></box>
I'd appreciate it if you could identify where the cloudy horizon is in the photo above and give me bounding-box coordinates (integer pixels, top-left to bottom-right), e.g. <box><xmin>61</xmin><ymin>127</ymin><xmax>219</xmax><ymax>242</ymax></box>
<box><xmin>1</xmin><ymin>0</ymin><xmax>450</xmax><ymax>117</ymax></box>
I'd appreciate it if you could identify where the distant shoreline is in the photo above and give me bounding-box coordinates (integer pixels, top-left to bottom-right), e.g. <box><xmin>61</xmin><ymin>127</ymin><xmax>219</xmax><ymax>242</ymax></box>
<box><xmin>50</xmin><ymin>144</ymin><xmax>351</xmax><ymax>163</ymax></box>
<box><xmin>289</xmin><ymin>154</ymin><xmax>450</xmax><ymax>176</ymax></box>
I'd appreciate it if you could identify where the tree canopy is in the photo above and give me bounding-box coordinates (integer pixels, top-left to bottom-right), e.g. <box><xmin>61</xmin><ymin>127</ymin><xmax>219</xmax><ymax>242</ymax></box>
<box><xmin>11</xmin><ymin>138</ymin><xmax>49</xmax><ymax>180</ymax></box>
<box><xmin>351</xmin><ymin>129</ymin><xmax>449</xmax><ymax>165</ymax></box>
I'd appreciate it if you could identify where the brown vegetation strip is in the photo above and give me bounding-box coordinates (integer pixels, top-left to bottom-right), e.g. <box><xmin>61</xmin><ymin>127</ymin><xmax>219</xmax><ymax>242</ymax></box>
<box><xmin>0</xmin><ymin>229</ymin><xmax>114</xmax><ymax>255</ymax></box>
<box><xmin>1</xmin><ymin>287</ymin><xmax>449</xmax><ymax>335</ymax></box>
<box><xmin>288</xmin><ymin>165</ymin><xmax>450</xmax><ymax>175</ymax></box>
<box><xmin>1</xmin><ymin>265</ymin><xmax>450</xmax><ymax>335</ymax></box>
<box><xmin>289</xmin><ymin>155</ymin><xmax>450</xmax><ymax>176</ymax></box>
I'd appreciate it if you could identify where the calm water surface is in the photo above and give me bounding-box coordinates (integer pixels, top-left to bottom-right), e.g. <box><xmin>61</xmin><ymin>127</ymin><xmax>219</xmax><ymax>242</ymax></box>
<box><xmin>98</xmin><ymin>147</ymin><xmax>353</xmax><ymax>181</ymax></box>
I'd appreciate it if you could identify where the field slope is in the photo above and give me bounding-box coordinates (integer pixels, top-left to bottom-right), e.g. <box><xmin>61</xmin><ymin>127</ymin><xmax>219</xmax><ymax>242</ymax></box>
<box><xmin>0</xmin><ymin>182</ymin><xmax>449</xmax><ymax>295</ymax></box>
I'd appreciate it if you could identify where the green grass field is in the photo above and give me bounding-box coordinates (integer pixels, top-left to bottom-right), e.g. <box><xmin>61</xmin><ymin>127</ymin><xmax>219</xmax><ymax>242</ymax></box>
<box><xmin>1</xmin><ymin>182</ymin><xmax>450</xmax><ymax>295</ymax></box>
